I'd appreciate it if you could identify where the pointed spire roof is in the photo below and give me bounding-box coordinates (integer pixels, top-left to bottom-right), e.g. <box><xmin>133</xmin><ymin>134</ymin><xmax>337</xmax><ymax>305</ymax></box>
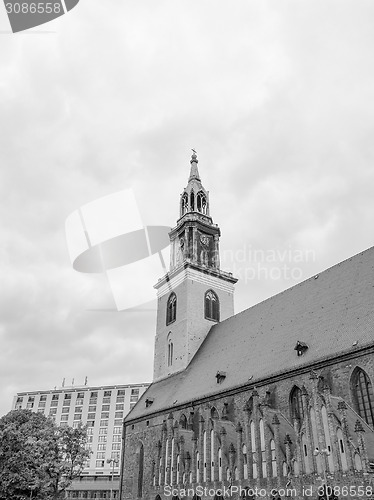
<box><xmin>188</xmin><ymin>150</ymin><xmax>201</xmax><ymax>182</ymax></box>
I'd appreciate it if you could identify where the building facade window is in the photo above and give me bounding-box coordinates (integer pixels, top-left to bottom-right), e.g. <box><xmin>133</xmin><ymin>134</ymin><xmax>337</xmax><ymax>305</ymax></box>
<box><xmin>351</xmin><ymin>367</ymin><xmax>374</xmax><ymax>427</ymax></box>
<box><xmin>166</xmin><ymin>293</ymin><xmax>177</xmax><ymax>325</ymax></box>
<box><xmin>204</xmin><ymin>290</ymin><xmax>219</xmax><ymax>322</ymax></box>
<box><xmin>289</xmin><ymin>386</ymin><xmax>304</xmax><ymax>421</ymax></box>
<box><xmin>168</xmin><ymin>337</ymin><xmax>174</xmax><ymax>367</ymax></box>
<box><xmin>179</xmin><ymin>414</ymin><xmax>187</xmax><ymax>429</ymax></box>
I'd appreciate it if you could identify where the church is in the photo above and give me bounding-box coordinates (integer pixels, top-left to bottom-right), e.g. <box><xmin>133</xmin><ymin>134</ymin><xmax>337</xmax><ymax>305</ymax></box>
<box><xmin>119</xmin><ymin>153</ymin><xmax>374</xmax><ymax>500</ymax></box>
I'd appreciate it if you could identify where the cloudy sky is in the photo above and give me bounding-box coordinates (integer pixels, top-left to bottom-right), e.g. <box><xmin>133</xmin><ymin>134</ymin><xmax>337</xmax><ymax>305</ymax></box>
<box><xmin>1</xmin><ymin>0</ymin><xmax>374</xmax><ymax>417</ymax></box>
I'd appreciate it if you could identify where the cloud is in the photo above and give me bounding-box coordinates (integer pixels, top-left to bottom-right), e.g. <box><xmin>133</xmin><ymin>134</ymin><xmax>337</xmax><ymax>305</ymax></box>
<box><xmin>1</xmin><ymin>0</ymin><xmax>374</xmax><ymax>415</ymax></box>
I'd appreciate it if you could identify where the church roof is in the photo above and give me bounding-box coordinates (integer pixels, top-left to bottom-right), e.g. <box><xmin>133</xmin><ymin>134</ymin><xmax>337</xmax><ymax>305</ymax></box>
<box><xmin>127</xmin><ymin>245</ymin><xmax>374</xmax><ymax>422</ymax></box>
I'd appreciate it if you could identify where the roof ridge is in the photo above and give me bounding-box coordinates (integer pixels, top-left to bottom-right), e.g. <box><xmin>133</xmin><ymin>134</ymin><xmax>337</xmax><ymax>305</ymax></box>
<box><xmin>217</xmin><ymin>244</ymin><xmax>374</xmax><ymax>327</ymax></box>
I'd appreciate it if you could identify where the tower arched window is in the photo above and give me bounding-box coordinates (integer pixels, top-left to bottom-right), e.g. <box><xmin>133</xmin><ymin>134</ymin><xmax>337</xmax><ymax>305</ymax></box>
<box><xmin>181</xmin><ymin>193</ymin><xmax>189</xmax><ymax>215</ymax></box>
<box><xmin>190</xmin><ymin>191</ymin><xmax>195</xmax><ymax>212</ymax></box>
<box><xmin>166</xmin><ymin>293</ymin><xmax>177</xmax><ymax>325</ymax></box>
<box><xmin>289</xmin><ymin>386</ymin><xmax>304</xmax><ymax>421</ymax></box>
<box><xmin>351</xmin><ymin>367</ymin><xmax>374</xmax><ymax>427</ymax></box>
<box><xmin>205</xmin><ymin>290</ymin><xmax>219</xmax><ymax>322</ymax></box>
<box><xmin>167</xmin><ymin>337</ymin><xmax>174</xmax><ymax>367</ymax></box>
<box><xmin>197</xmin><ymin>191</ymin><xmax>207</xmax><ymax>214</ymax></box>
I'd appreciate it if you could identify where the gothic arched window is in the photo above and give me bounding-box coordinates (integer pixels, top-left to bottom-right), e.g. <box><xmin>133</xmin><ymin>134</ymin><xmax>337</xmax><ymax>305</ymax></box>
<box><xmin>166</xmin><ymin>293</ymin><xmax>177</xmax><ymax>325</ymax></box>
<box><xmin>197</xmin><ymin>191</ymin><xmax>207</xmax><ymax>214</ymax></box>
<box><xmin>190</xmin><ymin>191</ymin><xmax>195</xmax><ymax>211</ymax></box>
<box><xmin>205</xmin><ymin>290</ymin><xmax>219</xmax><ymax>322</ymax></box>
<box><xmin>179</xmin><ymin>414</ymin><xmax>187</xmax><ymax>429</ymax></box>
<box><xmin>289</xmin><ymin>386</ymin><xmax>304</xmax><ymax>421</ymax></box>
<box><xmin>181</xmin><ymin>193</ymin><xmax>189</xmax><ymax>215</ymax></box>
<box><xmin>211</xmin><ymin>407</ymin><xmax>219</xmax><ymax>419</ymax></box>
<box><xmin>167</xmin><ymin>337</ymin><xmax>174</xmax><ymax>367</ymax></box>
<box><xmin>351</xmin><ymin>367</ymin><xmax>374</xmax><ymax>427</ymax></box>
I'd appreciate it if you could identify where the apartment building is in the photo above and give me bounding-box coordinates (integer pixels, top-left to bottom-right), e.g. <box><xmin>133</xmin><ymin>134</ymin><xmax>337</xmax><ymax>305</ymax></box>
<box><xmin>12</xmin><ymin>382</ymin><xmax>149</xmax><ymax>498</ymax></box>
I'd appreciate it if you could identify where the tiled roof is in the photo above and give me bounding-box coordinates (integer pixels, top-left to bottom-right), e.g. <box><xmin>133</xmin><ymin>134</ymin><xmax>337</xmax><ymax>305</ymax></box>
<box><xmin>127</xmin><ymin>246</ymin><xmax>374</xmax><ymax>421</ymax></box>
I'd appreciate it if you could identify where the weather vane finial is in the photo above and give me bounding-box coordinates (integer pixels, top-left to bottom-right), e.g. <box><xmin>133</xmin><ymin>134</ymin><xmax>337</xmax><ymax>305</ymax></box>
<box><xmin>191</xmin><ymin>149</ymin><xmax>198</xmax><ymax>163</ymax></box>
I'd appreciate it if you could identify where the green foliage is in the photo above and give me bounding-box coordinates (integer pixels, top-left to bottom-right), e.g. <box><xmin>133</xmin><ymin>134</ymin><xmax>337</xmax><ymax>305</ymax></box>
<box><xmin>0</xmin><ymin>409</ymin><xmax>90</xmax><ymax>500</ymax></box>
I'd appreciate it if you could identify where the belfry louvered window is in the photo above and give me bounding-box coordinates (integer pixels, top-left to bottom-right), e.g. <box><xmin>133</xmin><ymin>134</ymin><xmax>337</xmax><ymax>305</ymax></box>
<box><xmin>351</xmin><ymin>367</ymin><xmax>374</xmax><ymax>427</ymax></box>
<box><xmin>166</xmin><ymin>293</ymin><xmax>177</xmax><ymax>325</ymax></box>
<box><xmin>204</xmin><ymin>290</ymin><xmax>219</xmax><ymax>322</ymax></box>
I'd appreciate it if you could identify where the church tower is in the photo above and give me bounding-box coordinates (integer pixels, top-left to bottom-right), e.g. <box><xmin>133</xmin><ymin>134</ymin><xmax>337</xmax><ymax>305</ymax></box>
<box><xmin>153</xmin><ymin>152</ymin><xmax>237</xmax><ymax>381</ymax></box>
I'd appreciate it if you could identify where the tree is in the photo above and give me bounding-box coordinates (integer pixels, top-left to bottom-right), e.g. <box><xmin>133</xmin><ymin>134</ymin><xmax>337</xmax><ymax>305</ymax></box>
<box><xmin>0</xmin><ymin>409</ymin><xmax>90</xmax><ymax>500</ymax></box>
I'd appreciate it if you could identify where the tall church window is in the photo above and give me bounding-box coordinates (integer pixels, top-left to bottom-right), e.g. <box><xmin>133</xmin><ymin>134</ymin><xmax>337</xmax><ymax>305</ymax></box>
<box><xmin>168</xmin><ymin>338</ymin><xmax>174</xmax><ymax>367</ymax></box>
<box><xmin>205</xmin><ymin>290</ymin><xmax>219</xmax><ymax>322</ymax></box>
<box><xmin>190</xmin><ymin>191</ymin><xmax>195</xmax><ymax>211</ymax></box>
<box><xmin>196</xmin><ymin>452</ymin><xmax>200</xmax><ymax>482</ymax></box>
<box><xmin>179</xmin><ymin>414</ymin><xmax>187</xmax><ymax>429</ymax></box>
<box><xmin>166</xmin><ymin>293</ymin><xmax>177</xmax><ymax>325</ymax></box>
<box><xmin>211</xmin><ymin>430</ymin><xmax>215</xmax><ymax>479</ymax></box>
<box><xmin>218</xmin><ymin>448</ymin><xmax>222</xmax><ymax>481</ymax></box>
<box><xmin>351</xmin><ymin>367</ymin><xmax>374</xmax><ymax>427</ymax></box>
<box><xmin>290</xmin><ymin>386</ymin><xmax>304</xmax><ymax>421</ymax></box>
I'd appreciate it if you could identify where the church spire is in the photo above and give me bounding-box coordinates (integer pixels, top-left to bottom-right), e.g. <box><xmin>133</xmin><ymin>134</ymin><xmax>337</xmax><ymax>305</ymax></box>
<box><xmin>180</xmin><ymin>151</ymin><xmax>210</xmax><ymax>219</ymax></box>
<box><xmin>188</xmin><ymin>150</ymin><xmax>201</xmax><ymax>182</ymax></box>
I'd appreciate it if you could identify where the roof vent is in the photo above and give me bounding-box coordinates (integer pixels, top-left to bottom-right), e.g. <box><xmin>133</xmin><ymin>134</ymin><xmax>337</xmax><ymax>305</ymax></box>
<box><xmin>216</xmin><ymin>371</ymin><xmax>227</xmax><ymax>384</ymax></box>
<box><xmin>294</xmin><ymin>341</ymin><xmax>309</xmax><ymax>356</ymax></box>
<box><xmin>352</xmin><ymin>340</ymin><xmax>358</xmax><ymax>347</ymax></box>
<box><xmin>145</xmin><ymin>398</ymin><xmax>154</xmax><ymax>408</ymax></box>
